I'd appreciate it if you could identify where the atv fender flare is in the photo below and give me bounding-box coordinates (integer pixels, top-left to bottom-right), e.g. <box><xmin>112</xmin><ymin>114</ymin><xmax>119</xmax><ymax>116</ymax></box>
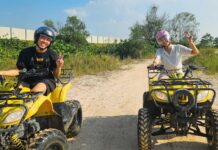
<box><xmin>25</xmin><ymin>97</ymin><xmax>57</xmax><ymax>119</ymax></box>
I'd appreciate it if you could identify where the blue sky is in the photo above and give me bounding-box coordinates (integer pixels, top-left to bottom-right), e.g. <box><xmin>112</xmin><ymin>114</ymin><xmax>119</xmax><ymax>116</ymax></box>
<box><xmin>0</xmin><ymin>0</ymin><xmax>217</xmax><ymax>39</ymax></box>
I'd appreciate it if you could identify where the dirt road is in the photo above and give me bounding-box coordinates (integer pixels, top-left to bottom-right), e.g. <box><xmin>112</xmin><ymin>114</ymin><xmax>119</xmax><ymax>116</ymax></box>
<box><xmin>67</xmin><ymin>59</ymin><xmax>217</xmax><ymax>150</ymax></box>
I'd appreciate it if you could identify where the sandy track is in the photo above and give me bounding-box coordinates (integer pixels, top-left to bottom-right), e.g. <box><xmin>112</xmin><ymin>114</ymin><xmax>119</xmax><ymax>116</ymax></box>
<box><xmin>67</xmin><ymin>59</ymin><xmax>217</xmax><ymax>150</ymax></box>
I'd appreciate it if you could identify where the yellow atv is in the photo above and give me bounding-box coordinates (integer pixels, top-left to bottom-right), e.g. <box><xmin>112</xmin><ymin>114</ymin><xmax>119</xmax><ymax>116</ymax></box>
<box><xmin>137</xmin><ymin>65</ymin><xmax>217</xmax><ymax>150</ymax></box>
<box><xmin>0</xmin><ymin>68</ymin><xmax>82</xmax><ymax>150</ymax></box>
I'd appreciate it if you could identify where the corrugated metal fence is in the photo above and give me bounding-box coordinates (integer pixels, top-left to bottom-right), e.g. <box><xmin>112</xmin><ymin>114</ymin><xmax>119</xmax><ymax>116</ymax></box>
<box><xmin>0</xmin><ymin>26</ymin><xmax>124</xmax><ymax>44</ymax></box>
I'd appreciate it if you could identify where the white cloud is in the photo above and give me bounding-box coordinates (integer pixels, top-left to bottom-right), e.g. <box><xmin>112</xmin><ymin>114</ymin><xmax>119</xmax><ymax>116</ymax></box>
<box><xmin>64</xmin><ymin>0</ymin><xmax>150</xmax><ymax>38</ymax></box>
<box><xmin>65</xmin><ymin>8</ymin><xmax>87</xmax><ymax>18</ymax></box>
<box><xmin>64</xmin><ymin>0</ymin><xmax>218</xmax><ymax>39</ymax></box>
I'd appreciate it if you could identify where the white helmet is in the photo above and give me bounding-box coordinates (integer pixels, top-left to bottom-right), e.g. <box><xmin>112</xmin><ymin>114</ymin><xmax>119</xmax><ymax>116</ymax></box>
<box><xmin>155</xmin><ymin>30</ymin><xmax>170</xmax><ymax>45</ymax></box>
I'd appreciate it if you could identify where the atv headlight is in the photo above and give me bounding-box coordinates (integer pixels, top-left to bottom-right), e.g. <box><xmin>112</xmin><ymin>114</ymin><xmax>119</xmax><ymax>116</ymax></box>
<box><xmin>3</xmin><ymin>109</ymin><xmax>25</xmax><ymax>124</ymax></box>
<box><xmin>197</xmin><ymin>91</ymin><xmax>209</xmax><ymax>101</ymax></box>
<box><xmin>153</xmin><ymin>91</ymin><xmax>168</xmax><ymax>100</ymax></box>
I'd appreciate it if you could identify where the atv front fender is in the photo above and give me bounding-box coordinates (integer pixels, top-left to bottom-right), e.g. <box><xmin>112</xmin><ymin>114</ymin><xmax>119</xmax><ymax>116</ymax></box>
<box><xmin>25</xmin><ymin>96</ymin><xmax>57</xmax><ymax>119</ymax></box>
<box><xmin>50</xmin><ymin>82</ymin><xmax>72</xmax><ymax>103</ymax></box>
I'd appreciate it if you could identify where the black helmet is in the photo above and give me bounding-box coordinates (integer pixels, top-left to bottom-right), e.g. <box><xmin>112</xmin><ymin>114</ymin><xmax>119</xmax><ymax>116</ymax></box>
<box><xmin>34</xmin><ymin>26</ymin><xmax>55</xmax><ymax>44</ymax></box>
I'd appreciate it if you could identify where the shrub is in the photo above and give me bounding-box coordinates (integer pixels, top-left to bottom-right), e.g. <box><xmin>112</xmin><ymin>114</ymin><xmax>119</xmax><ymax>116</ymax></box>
<box><xmin>186</xmin><ymin>48</ymin><xmax>218</xmax><ymax>74</ymax></box>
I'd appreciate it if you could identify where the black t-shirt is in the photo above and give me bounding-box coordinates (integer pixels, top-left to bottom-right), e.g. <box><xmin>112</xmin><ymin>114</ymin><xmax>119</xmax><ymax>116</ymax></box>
<box><xmin>16</xmin><ymin>46</ymin><xmax>57</xmax><ymax>82</ymax></box>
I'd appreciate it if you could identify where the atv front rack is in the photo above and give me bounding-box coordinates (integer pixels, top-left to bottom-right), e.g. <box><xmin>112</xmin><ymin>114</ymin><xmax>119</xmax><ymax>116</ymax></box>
<box><xmin>56</xmin><ymin>69</ymin><xmax>73</xmax><ymax>85</ymax></box>
<box><xmin>150</xmin><ymin>78</ymin><xmax>212</xmax><ymax>86</ymax></box>
<box><xmin>149</xmin><ymin>78</ymin><xmax>216</xmax><ymax>108</ymax></box>
<box><xmin>0</xmin><ymin>91</ymin><xmax>43</xmax><ymax>101</ymax></box>
<box><xmin>147</xmin><ymin>65</ymin><xmax>216</xmax><ymax>107</ymax></box>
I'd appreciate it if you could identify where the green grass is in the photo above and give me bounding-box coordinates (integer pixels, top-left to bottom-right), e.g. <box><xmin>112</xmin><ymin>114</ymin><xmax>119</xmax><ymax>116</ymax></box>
<box><xmin>186</xmin><ymin>48</ymin><xmax>218</xmax><ymax>74</ymax></box>
<box><xmin>62</xmin><ymin>52</ymin><xmax>123</xmax><ymax>76</ymax></box>
<box><xmin>0</xmin><ymin>52</ymin><xmax>123</xmax><ymax>76</ymax></box>
<box><xmin>0</xmin><ymin>58</ymin><xmax>17</xmax><ymax>70</ymax></box>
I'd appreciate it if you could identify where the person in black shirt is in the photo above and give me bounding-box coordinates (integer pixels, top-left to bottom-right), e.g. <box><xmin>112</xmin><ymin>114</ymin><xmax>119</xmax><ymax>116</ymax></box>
<box><xmin>0</xmin><ymin>26</ymin><xmax>64</xmax><ymax>95</ymax></box>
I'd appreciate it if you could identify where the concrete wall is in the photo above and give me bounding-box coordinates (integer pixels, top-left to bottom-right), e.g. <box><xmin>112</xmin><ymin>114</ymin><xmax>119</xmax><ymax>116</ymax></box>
<box><xmin>26</xmin><ymin>29</ymin><xmax>34</xmax><ymax>41</ymax></box>
<box><xmin>0</xmin><ymin>26</ymin><xmax>124</xmax><ymax>44</ymax></box>
<box><xmin>11</xmin><ymin>28</ymin><xmax>26</xmax><ymax>40</ymax></box>
<box><xmin>0</xmin><ymin>27</ymin><xmax>11</xmax><ymax>38</ymax></box>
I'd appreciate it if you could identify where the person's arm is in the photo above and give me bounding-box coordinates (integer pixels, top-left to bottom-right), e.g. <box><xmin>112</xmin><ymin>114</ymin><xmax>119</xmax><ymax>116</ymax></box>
<box><xmin>185</xmin><ymin>32</ymin><xmax>199</xmax><ymax>55</ymax></box>
<box><xmin>54</xmin><ymin>53</ymin><xmax>64</xmax><ymax>78</ymax></box>
<box><xmin>54</xmin><ymin>67</ymin><xmax>62</xmax><ymax>78</ymax></box>
<box><xmin>153</xmin><ymin>57</ymin><xmax>161</xmax><ymax>66</ymax></box>
<box><xmin>0</xmin><ymin>69</ymin><xmax>20</xmax><ymax>77</ymax></box>
<box><xmin>149</xmin><ymin>49</ymin><xmax>161</xmax><ymax>69</ymax></box>
<box><xmin>189</xmin><ymin>41</ymin><xmax>199</xmax><ymax>55</ymax></box>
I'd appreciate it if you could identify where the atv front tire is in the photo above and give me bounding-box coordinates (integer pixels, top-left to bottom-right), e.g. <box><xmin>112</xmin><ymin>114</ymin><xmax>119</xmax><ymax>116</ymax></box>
<box><xmin>206</xmin><ymin>109</ymin><xmax>218</xmax><ymax>150</ymax></box>
<box><xmin>29</xmin><ymin>128</ymin><xmax>68</xmax><ymax>150</ymax></box>
<box><xmin>66</xmin><ymin>100</ymin><xmax>82</xmax><ymax>138</ymax></box>
<box><xmin>138</xmin><ymin>108</ymin><xmax>152</xmax><ymax>150</ymax></box>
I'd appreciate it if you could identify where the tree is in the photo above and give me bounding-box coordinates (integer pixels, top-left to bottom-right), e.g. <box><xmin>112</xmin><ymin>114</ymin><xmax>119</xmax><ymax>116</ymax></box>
<box><xmin>59</xmin><ymin>16</ymin><xmax>89</xmax><ymax>48</ymax></box>
<box><xmin>43</xmin><ymin>19</ymin><xmax>58</xmax><ymax>32</ymax></box>
<box><xmin>130</xmin><ymin>5</ymin><xmax>167</xmax><ymax>47</ymax></box>
<box><xmin>169</xmin><ymin>12</ymin><xmax>199</xmax><ymax>43</ymax></box>
<box><xmin>214</xmin><ymin>37</ymin><xmax>218</xmax><ymax>48</ymax></box>
<box><xmin>128</xmin><ymin>5</ymin><xmax>167</xmax><ymax>58</ymax></box>
<box><xmin>130</xmin><ymin>22</ymin><xmax>143</xmax><ymax>40</ymax></box>
<box><xmin>115</xmin><ymin>39</ymin><xmax>146</xmax><ymax>59</ymax></box>
<box><xmin>142</xmin><ymin>5</ymin><xmax>167</xmax><ymax>46</ymax></box>
<box><xmin>199</xmin><ymin>33</ymin><xmax>214</xmax><ymax>48</ymax></box>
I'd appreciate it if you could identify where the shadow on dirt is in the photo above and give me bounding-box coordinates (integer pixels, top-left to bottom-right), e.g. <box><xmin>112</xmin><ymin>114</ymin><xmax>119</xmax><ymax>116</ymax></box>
<box><xmin>153</xmin><ymin>141</ymin><xmax>208</xmax><ymax>150</ymax></box>
<box><xmin>68</xmin><ymin>115</ymin><xmax>208</xmax><ymax>150</ymax></box>
<box><xmin>68</xmin><ymin>115</ymin><xmax>137</xmax><ymax>150</ymax></box>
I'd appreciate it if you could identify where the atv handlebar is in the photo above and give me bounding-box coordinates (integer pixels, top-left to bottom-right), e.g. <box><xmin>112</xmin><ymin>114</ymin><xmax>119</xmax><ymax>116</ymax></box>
<box><xmin>148</xmin><ymin>64</ymin><xmax>206</xmax><ymax>79</ymax></box>
<box><xmin>188</xmin><ymin>64</ymin><xmax>207</xmax><ymax>70</ymax></box>
<box><xmin>19</xmin><ymin>68</ymin><xmax>50</xmax><ymax>79</ymax></box>
<box><xmin>14</xmin><ymin>68</ymin><xmax>50</xmax><ymax>89</ymax></box>
<box><xmin>147</xmin><ymin>65</ymin><xmax>164</xmax><ymax>70</ymax></box>
<box><xmin>183</xmin><ymin>65</ymin><xmax>207</xmax><ymax>78</ymax></box>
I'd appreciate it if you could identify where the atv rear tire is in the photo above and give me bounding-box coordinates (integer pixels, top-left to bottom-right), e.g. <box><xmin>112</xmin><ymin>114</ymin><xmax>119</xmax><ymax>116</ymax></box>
<box><xmin>206</xmin><ymin>109</ymin><xmax>218</xmax><ymax>150</ymax></box>
<box><xmin>29</xmin><ymin>128</ymin><xmax>68</xmax><ymax>150</ymax></box>
<box><xmin>66</xmin><ymin>100</ymin><xmax>82</xmax><ymax>138</ymax></box>
<box><xmin>138</xmin><ymin>108</ymin><xmax>152</xmax><ymax>150</ymax></box>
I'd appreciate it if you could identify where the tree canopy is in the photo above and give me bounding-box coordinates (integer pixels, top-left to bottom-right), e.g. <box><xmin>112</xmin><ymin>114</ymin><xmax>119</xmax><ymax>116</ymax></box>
<box><xmin>168</xmin><ymin>12</ymin><xmax>199</xmax><ymax>43</ymax></box>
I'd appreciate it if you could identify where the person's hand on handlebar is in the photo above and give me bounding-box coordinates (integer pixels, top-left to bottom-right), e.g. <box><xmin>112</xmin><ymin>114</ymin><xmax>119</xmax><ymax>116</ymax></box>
<box><xmin>148</xmin><ymin>57</ymin><xmax>161</xmax><ymax>70</ymax></box>
<box><xmin>148</xmin><ymin>63</ymin><xmax>156</xmax><ymax>70</ymax></box>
